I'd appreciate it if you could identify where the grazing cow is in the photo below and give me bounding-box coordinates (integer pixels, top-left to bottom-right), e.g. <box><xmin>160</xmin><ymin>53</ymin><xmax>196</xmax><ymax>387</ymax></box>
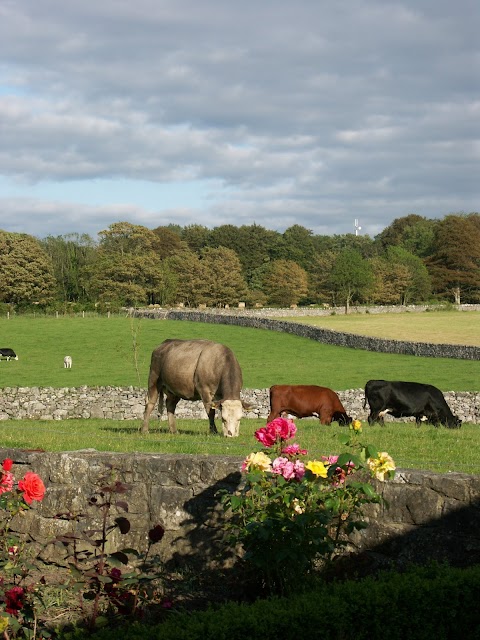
<box><xmin>64</xmin><ymin>356</ymin><xmax>72</xmax><ymax>369</ymax></box>
<box><xmin>142</xmin><ymin>339</ymin><xmax>250</xmax><ymax>436</ymax></box>
<box><xmin>0</xmin><ymin>348</ymin><xmax>18</xmax><ymax>361</ymax></box>
<box><xmin>268</xmin><ymin>385</ymin><xmax>352</xmax><ymax>425</ymax></box>
<box><xmin>364</xmin><ymin>380</ymin><xmax>461</xmax><ymax>428</ymax></box>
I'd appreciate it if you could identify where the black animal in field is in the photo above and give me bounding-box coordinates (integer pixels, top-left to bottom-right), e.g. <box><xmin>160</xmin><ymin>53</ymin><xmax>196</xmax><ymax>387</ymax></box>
<box><xmin>364</xmin><ymin>379</ymin><xmax>461</xmax><ymax>428</ymax></box>
<box><xmin>0</xmin><ymin>348</ymin><xmax>18</xmax><ymax>361</ymax></box>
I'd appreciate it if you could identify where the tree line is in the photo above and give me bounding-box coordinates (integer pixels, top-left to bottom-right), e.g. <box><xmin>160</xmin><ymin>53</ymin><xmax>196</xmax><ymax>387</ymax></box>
<box><xmin>0</xmin><ymin>212</ymin><xmax>479</xmax><ymax>312</ymax></box>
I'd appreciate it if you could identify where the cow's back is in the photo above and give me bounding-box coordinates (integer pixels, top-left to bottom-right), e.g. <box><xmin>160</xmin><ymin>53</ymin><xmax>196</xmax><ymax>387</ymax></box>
<box><xmin>152</xmin><ymin>339</ymin><xmax>242</xmax><ymax>400</ymax></box>
<box><xmin>196</xmin><ymin>342</ymin><xmax>243</xmax><ymax>398</ymax></box>
<box><xmin>151</xmin><ymin>339</ymin><xmax>206</xmax><ymax>398</ymax></box>
<box><xmin>270</xmin><ymin>384</ymin><xmax>345</xmax><ymax>416</ymax></box>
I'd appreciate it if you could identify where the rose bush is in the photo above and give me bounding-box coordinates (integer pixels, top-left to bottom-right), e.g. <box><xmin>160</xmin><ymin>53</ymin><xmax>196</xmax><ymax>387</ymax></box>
<box><xmin>0</xmin><ymin>458</ymin><xmax>47</xmax><ymax>638</ymax></box>
<box><xmin>221</xmin><ymin>418</ymin><xmax>395</xmax><ymax>595</ymax></box>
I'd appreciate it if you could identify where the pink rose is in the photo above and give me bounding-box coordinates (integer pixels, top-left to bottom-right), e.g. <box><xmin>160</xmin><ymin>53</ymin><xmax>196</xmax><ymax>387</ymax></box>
<box><xmin>18</xmin><ymin>472</ymin><xmax>46</xmax><ymax>504</ymax></box>
<box><xmin>271</xmin><ymin>457</ymin><xmax>304</xmax><ymax>480</ymax></box>
<box><xmin>293</xmin><ymin>460</ymin><xmax>305</xmax><ymax>480</ymax></box>
<box><xmin>272</xmin><ymin>457</ymin><xmax>294</xmax><ymax>479</ymax></box>
<box><xmin>254</xmin><ymin>427</ymin><xmax>277</xmax><ymax>448</ymax></box>
<box><xmin>267</xmin><ymin>417</ymin><xmax>297</xmax><ymax>441</ymax></box>
<box><xmin>282</xmin><ymin>443</ymin><xmax>308</xmax><ymax>456</ymax></box>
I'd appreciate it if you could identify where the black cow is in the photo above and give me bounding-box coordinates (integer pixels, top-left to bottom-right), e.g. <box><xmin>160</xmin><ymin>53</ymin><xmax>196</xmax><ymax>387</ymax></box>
<box><xmin>0</xmin><ymin>348</ymin><xmax>18</xmax><ymax>361</ymax></box>
<box><xmin>364</xmin><ymin>380</ymin><xmax>461</xmax><ymax>428</ymax></box>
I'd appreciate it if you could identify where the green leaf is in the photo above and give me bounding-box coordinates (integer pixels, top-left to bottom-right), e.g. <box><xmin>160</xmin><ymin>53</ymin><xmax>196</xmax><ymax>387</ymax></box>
<box><xmin>365</xmin><ymin>445</ymin><xmax>379</xmax><ymax>459</ymax></box>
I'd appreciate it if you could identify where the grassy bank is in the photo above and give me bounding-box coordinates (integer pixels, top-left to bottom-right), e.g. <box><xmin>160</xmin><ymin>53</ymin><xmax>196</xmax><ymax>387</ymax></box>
<box><xmin>1</xmin><ymin>417</ymin><xmax>479</xmax><ymax>474</ymax></box>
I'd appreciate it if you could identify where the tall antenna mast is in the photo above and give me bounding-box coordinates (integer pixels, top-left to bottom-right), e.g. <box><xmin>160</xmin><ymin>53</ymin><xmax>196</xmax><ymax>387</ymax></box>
<box><xmin>354</xmin><ymin>219</ymin><xmax>362</xmax><ymax>236</ymax></box>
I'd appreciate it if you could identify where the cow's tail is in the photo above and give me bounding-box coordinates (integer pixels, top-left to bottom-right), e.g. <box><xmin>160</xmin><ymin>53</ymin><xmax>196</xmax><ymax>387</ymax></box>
<box><xmin>363</xmin><ymin>396</ymin><xmax>369</xmax><ymax>411</ymax></box>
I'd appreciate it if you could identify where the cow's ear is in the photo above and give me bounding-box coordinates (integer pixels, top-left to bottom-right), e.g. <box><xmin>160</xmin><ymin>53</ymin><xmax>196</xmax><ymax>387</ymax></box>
<box><xmin>242</xmin><ymin>401</ymin><xmax>254</xmax><ymax>411</ymax></box>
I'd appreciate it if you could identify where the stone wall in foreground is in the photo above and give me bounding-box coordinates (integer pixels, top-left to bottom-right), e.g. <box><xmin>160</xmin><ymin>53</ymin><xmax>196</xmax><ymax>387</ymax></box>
<box><xmin>1</xmin><ymin>448</ymin><xmax>479</xmax><ymax>572</ymax></box>
<box><xmin>0</xmin><ymin>386</ymin><xmax>479</xmax><ymax>424</ymax></box>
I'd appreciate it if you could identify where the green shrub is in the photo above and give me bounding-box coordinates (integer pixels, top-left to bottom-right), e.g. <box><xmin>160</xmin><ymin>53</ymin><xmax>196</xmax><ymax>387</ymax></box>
<box><xmin>57</xmin><ymin>564</ymin><xmax>480</xmax><ymax>640</ymax></box>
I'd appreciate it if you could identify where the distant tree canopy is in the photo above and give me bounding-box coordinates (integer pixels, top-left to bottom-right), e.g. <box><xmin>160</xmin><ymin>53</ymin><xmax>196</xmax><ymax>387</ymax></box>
<box><xmin>426</xmin><ymin>214</ymin><xmax>480</xmax><ymax>303</ymax></box>
<box><xmin>0</xmin><ymin>212</ymin><xmax>479</xmax><ymax>309</ymax></box>
<box><xmin>0</xmin><ymin>231</ymin><xmax>56</xmax><ymax>306</ymax></box>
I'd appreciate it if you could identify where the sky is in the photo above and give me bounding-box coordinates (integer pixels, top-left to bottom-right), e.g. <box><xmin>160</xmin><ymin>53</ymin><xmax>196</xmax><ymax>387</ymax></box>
<box><xmin>0</xmin><ymin>0</ymin><xmax>478</xmax><ymax>242</ymax></box>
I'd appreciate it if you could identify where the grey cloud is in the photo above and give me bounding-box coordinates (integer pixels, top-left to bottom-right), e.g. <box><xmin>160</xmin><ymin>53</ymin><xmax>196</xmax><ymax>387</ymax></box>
<box><xmin>0</xmin><ymin>0</ymin><xmax>478</xmax><ymax>238</ymax></box>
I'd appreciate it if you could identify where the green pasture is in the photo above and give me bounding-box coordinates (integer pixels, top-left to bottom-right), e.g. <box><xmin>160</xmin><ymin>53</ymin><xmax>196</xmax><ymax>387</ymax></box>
<box><xmin>0</xmin><ymin>315</ymin><xmax>479</xmax><ymax>391</ymax></box>
<box><xmin>283</xmin><ymin>310</ymin><xmax>480</xmax><ymax>346</ymax></box>
<box><xmin>1</xmin><ymin>315</ymin><xmax>479</xmax><ymax>475</ymax></box>
<box><xmin>0</xmin><ymin>418</ymin><xmax>478</xmax><ymax>475</ymax></box>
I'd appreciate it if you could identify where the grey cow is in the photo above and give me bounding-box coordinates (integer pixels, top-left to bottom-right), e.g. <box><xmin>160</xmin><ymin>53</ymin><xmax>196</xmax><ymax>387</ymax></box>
<box><xmin>142</xmin><ymin>339</ymin><xmax>249</xmax><ymax>436</ymax></box>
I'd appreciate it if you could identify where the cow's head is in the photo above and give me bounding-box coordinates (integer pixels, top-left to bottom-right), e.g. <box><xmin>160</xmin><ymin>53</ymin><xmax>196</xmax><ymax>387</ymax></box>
<box><xmin>215</xmin><ymin>399</ymin><xmax>245</xmax><ymax>437</ymax></box>
<box><xmin>447</xmin><ymin>415</ymin><xmax>462</xmax><ymax>429</ymax></box>
<box><xmin>333</xmin><ymin>411</ymin><xmax>352</xmax><ymax>426</ymax></box>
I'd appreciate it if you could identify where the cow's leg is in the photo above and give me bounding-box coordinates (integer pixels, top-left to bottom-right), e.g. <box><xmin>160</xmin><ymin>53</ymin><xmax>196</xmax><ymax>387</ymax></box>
<box><xmin>318</xmin><ymin>406</ymin><xmax>333</xmax><ymax>425</ymax></box>
<box><xmin>165</xmin><ymin>393</ymin><xmax>179</xmax><ymax>434</ymax></box>
<box><xmin>200</xmin><ymin>397</ymin><xmax>219</xmax><ymax>435</ymax></box>
<box><xmin>142</xmin><ymin>375</ymin><xmax>162</xmax><ymax>433</ymax></box>
<box><xmin>368</xmin><ymin>411</ymin><xmax>384</xmax><ymax>426</ymax></box>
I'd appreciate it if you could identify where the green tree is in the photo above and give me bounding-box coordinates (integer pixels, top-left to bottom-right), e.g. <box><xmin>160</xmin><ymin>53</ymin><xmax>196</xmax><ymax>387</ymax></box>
<box><xmin>98</xmin><ymin>221</ymin><xmax>161</xmax><ymax>256</ymax></box>
<box><xmin>375</xmin><ymin>214</ymin><xmax>436</xmax><ymax>257</ymax></box>
<box><xmin>181</xmin><ymin>224</ymin><xmax>212</xmax><ymax>254</ymax></box>
<box><xmin>152</xmin><ymin>226</ymin><xmax>189</xmax><ymax>259</ymax></box>
<box><xmin>84</xmin><ymin>222</ymin><xmax>164</xmax><ymax>306</ymax></box>
<box><xmin>369</xmin><ymin>257</ymin><xmax>411</xmax><ymax>304</ymax></box>
<box><xmin>280</xmin><ymin>225</ymin><xmax>316</xmax><ymax>269</ymax></box>
<box><xmin>385</xmin><ymin>246</ymin><xmax>432</xmax><ymax>303</ymax></box>
<box><xmin>315</xmin><ymin>233</ymin><xmax>376</xmax><ymax>259</ymax></box>
<box><xmin>41</xmin><ymin>233</ymin><xmax>96</xmax><ymax>302</ymax></box>
<box><xmin>230</xmin><ymin>224</ymin><xmax>283</xmax><ymax>286</ymax></box>
<box><xmin>0</xmin><ymin>231</ymin><xmax>56</xmax><ymax>306</ymax></box>
<box><xmin>262</xmin><ymin>259</ymin><xmax>309</xmax><ymax>307</ymax></box>
<box><xmin>199</xmin><ymin>247</ymin><xmax>248</xmax><ymax>306</ymax></box>
<box><xmin>307</xmin><ymin>250</ymin><xmax>337</xmax><ymax>304</ymax></box>
<box><xmin>426</xmin><ymin>214</ymin><xmax>480</xmax><ymax>303</ymax></box>
<box><xmin>166</xmin><ymin>250</ymin><xmax>207</xmax><ymax>307</ymax></box>
<box><xmin>328</xmin><ymin>250</ymin><xmax>373</xmax><ymax>313</ymax></box>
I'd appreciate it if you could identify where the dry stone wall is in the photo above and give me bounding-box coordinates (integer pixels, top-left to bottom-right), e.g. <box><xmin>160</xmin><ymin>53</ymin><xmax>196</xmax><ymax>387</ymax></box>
<box><xmin>1</xmin><ymin>447</ymin><xmax>479</xmax><ymax>572</ymax></box>
<box><xmin>134</xmin><ymin>308</ymin><xmax>480</xmax><ymax>360</ymax></box>
<box><xmin>0</xmin><ymin>386</ymin><xmax>479</xmax><ymax>424</ymax></box>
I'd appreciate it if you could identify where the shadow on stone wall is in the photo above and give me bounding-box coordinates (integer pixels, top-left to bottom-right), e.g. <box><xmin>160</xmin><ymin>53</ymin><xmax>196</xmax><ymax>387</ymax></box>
<box><xmin>164</xmin><ymin>466</ymin><xmax>480</xmax><ymax>578</ymax></box>
<box><xmin>167</xmin><ymin>471</ymin><xmax>242</xmax><ymax>571</ymax></box>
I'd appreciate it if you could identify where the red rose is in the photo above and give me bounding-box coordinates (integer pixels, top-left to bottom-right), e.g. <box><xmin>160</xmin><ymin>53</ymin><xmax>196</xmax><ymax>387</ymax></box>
<box><xmin>18</xmin><ymin>472</ymin><xmax>46</xmax><ymax>504</ymax></box>
<box><xmin>5</xmin><ymin>586</ymin><xmax>24</xmax><ymax>615</ymax></box>
<box><xmin>2</xmin><ymin>458</ymin><xmax>13</xmax><ymax>471</ymax></box>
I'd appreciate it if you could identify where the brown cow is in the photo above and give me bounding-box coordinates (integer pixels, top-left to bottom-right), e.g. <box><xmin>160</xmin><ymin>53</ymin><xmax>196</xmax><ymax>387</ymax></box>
<box><xmin>267</xmin><ymin>385</ymin><xmax>352</xmax><ymax>425</ymax></box>
<box><xmin>142</xmin><ymin>339</ymin><xmax>249</xmax><ymax>436</ymax></box>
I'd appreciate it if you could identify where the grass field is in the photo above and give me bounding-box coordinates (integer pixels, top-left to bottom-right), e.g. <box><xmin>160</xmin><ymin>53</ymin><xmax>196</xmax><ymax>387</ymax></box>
<box><xmin>0</xmin><ymin>314</ymin><xmax>479</xmax><ymax>391</ymax></box>
<box><xmin>1</xmin><ymin>313</ymin><xmax>479</xmax><ymax>475</ymax></box>
<box><xmin>0</xmin><ymin>417</ymin><xmax>478</xmax><ymax>475</ymax></box>
<box><xmin>281</xmin><ymin>310</ymin><xmax>480</xmax><ymax>346</ymax></box>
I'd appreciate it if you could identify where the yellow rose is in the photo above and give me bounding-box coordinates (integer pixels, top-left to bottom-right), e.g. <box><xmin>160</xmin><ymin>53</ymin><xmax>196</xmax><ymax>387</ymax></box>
<box><xmin>350</xmin><ymin>419</ymin><xmax>362</xmax><ymax>432</ymax></box>
<box><xmin>305</xmin><ymin>460</ymin><xmax>328</xmax><ymax>478</ymax></box>
<box><xmin>0</xmin><ymin>618</ymin><xmax>9</xmax><ymax>634</ymax></box>
<box><xmin>367</xmin><ymin>452</ymin><xmax>396</xmax><ymax>481</ymax></box>
<box><xmin>242</xmin><ymin>451</ymin><xmax>272</xmax><ymax>473</ymax></box>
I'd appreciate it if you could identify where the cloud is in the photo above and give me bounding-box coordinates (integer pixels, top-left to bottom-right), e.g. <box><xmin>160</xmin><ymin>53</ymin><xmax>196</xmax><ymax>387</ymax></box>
<box><xmin>0</xmin><ymin>0</ymin><xmax>478</xmax><ymax>240</ymax></box>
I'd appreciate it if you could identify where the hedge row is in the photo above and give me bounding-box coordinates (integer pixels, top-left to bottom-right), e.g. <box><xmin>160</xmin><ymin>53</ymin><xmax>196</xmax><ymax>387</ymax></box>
<box><xmin>59</xmin><ymin>563</ymin><xmax>480</xmax><ymax>640</ymax></box>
